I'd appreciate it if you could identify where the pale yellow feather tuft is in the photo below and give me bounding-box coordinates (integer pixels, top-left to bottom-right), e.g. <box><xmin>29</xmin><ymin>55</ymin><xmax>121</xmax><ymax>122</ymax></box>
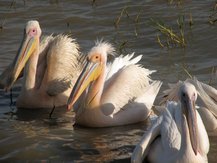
<box><xmin>90</xmin><ymin>40</ymin><xmax>116</xmax><ymax>58</ymax></box>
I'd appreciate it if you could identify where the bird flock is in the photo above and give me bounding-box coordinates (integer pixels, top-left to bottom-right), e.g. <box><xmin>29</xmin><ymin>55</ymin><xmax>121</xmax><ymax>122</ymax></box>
<box><xmin>0</xmin><ymin>20</ymin><xmax>216</xmax><ymax>163</ymax></box>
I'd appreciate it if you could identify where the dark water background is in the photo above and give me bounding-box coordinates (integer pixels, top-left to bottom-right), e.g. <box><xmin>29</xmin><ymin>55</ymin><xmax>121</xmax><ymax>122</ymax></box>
<box><xmin>0</xmin><ymin>0</ymin><xmax>216</xmax><ymax>162</ymax></box>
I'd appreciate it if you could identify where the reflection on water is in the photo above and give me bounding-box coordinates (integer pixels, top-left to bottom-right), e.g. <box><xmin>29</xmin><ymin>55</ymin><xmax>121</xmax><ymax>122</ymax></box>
<box><xmin>0</xmin><ymin>108</ymin><xmax>149</xmax><ymax>162</ymax></box>
<box><xmin>0</xmin><ymin>0</ymin><xmax>216</xmax><ymax>162</ymax></box>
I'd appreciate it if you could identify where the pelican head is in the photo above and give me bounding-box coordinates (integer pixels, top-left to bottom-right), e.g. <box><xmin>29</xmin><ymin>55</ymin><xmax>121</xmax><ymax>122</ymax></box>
<box><xmin>179</xmin><ymin>83</ymin><xmax>198</xmax><ymax>155</ymax></box>
<box><xmin>7</xmin><ymin>20</ymin><xmax>41</xmax><ymax>89</ymax></box>
<box><xmin>67</xmin><ymin>41</ymin><xmax>115</xmax><ymax>110</ymax></box>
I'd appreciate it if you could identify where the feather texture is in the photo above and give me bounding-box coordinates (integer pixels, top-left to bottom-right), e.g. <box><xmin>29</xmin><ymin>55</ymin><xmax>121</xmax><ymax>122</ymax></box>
<box><xmin>0</xmin><ymin>20</ymin><xmax>84</xmax><ymax>109</ymax></box>
<box><xmin>45</xmin><ymin>34</ymin><xmax>82</xmax><ymax>96</ymax></box>
<box><xmin>71</xmin><ymin>41</ymin><xmax>162</xmax><ymax>127</ymax></box>
<box><xmin>132</xmin><ymin>83</ymin><xmax>209</xmax><ymax>163</ymax></box>
<box><xmin>159</xmin><ymin>77</ymin><xmax>217</xmax><ymax>134</ymax></box>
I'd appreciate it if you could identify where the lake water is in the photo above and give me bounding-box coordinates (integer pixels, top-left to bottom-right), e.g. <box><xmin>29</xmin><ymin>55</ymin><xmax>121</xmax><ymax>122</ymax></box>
<box><xmin>0</xmin><ymin>0</ymin><xmax>216</xmax><ymax>162</ymax></box>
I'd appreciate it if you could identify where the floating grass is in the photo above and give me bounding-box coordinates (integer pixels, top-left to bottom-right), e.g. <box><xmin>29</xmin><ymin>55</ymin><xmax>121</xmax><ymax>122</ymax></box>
<box><xmin>209</xmin><ymin>2</ymin><xmax>217</xmax><ymax>24</ymax></box>
<box><xmin>189</xmin><ymin>13</ymin><xmax>193</xmax><ymax>27</ymax></box>
<box><xmin>167</xmin><ymin>0</ymin><xmax>183</xmax><ymax>6</ymax></box>
<box><xmin>0</xmin><ymin>19</ymin><xmax>6</xmax><ymax>31</ymax></box>
<box><xmin>0</xmin><ymin>0</ymin><xmax>25</xmax><ymax>31</ymax></box>
<box><xmin>134</xmin><ymin>9</ymin><xmax>143</xmax><ymax>24</ymax></box>
<box><xmin>0</xmin><ymin>24</ymin><xmax>3</xmax><ymax>30</ymax></box>
<box><xmin>114</xmin><ymin>6</ymin><xmax>144</xmax><ymax>38</ymax></box>
<box><xmin>182</xmin><ymin>65</ymin><xmax>192</xmax><ymax>79</ymax></box>
<box><xmin>134</xmin><ymin>9</ymin><xmax>143</xmax><ymax>37</ymax></box>
<box><xmin>116</xmin><ymin>40</ymin><xmax>129</xmax><ymax>54</ymax></box>
<box><xmin>10</xmin><ymin>0</ymin><xmax>16</xmax><ymax>9</ymax></box>
<box><xmin>175</xmin><ymin>63</ymin><xmax>193</xmax><ymax>79</ymax></box>
<box><xmin>208</xmin><ymin>66</ymin><xmax>216</xmax><ymax>85</ymax></box>
<box><xmin>91</xmin><ymin>0</ymin><xmax>97</xmax><ymax>6</ymax></box>
<box><xmin>114</xmin><ymin>6</ymin><xmax>129</xmax><ymax>28</ymax></box>
<box><xmin>150</xmin><ymin>17</ymin><xmax>187</xmax><ymax>48</ymax></box>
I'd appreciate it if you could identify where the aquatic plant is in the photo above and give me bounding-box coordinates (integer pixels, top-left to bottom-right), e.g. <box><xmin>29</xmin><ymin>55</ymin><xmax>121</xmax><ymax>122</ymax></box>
<box><xmin>114</xmin><ymin>3</ymin><xmax>194</xmax><ymax>50</ymax></box>
<box><xmin>111</xmin><ymin>37</ymin><xmax>129</xmax><ymax>54</ymax></box>
<box><xmin>134</xmin><ymin>9</ymin><xmax>143</xmax><ymax>37</ymax></box>
<box><xmin>174</xmin><ymin>63</ymin><xmax>192</xmax><ymax>79</ymax></box>
<box><xmin>0</xmin><ymin>0</ymin><xmax>26</xmax><ymax>31</ymax></box>
<box><xmin>188</xmin><ymin>13</ymin><xmax>193</xmax><ymax>27</ymax></box>
<box><xmin>208</xmin><ymin>67</ymin><xmax>216</xmax><ymax>85</ymax></box>
<box><xmin>167</xmin><ymin>0</ymin><xmax>183</xmax><ymax>6</ymax></box>
<box><xmin>181</xmin><ymin>64</ymin><xmax>192</xmax><ymax>79</ymax></box>
<box><xmin>117</xmin><ymin>40</ymin><xmax>128</xmax><ymax>53</ymax></box>
<box><xmin>0</xmin><ymin>19</ymin><xmax>6</xmax><ymax>31</ymax></box>
<box><xmin>114</xmin><ymin>6</ymin><xmax>129</xmax><ymax>28</ymax></box>
<box><xmin>150</xmin><ymin>16</ymin><xmax>187</xmax><ymax>48</ymax></box>
<box><xmin>209</xmin><ymin>2</ymin><xmax>217</xmax><ymax>24</ymax></box>
<box><xmin>113</xmin><ymin>6</ymin><xmax>143</xmax><ymax>53</ymax></box>
<box><xmin>114</xmin><ymin>5</ymin><xmax>142</xmax><ymax>37</ymax></box>
<box><xmin>91</xmin><ymin>0</ymin><xmax>97</xmax><ymax>6</ymax></box>
<box><xmin>9</xmin><ymin>0</ymin><xmax>17</xmax><ymax>9</ymax></box>
<box><xmin>176</xmin><ymin>64</ymin><xmax>216</xmax><ymax>87</ymax></box>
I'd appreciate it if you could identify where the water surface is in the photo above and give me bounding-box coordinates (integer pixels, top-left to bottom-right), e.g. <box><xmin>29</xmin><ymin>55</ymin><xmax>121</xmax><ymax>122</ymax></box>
<box><xmin>0</xmin><ymin>0</ymin><xmax>216</xmax><ymax>162</ymax></box>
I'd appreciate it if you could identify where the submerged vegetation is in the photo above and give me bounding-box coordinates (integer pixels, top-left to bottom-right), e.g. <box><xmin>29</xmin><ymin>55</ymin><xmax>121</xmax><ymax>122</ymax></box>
<box><xmin>91</xmin><ymin>0</ymin><xmax>97</xmax><ymax>6</ymax></box>
<box><xmin>113</xmin><ymin>5</ymin><xmax>144</xmax><ymax>53</ymax></box>
<box><xmin>0</xmin><ymin>0</ymin><xmax>26</xmax><ymax>31</ymax></box>
<box><xmin>173</xmin><ymin>63</ymin><xmax>193</xmax><ymax>80</ymax></box>
<box><xmin>114</xmin><ymin>6</ymin><xmax>129</xmax><ymax>29</ymax></box>
<box><xmin>178</xmin><ymin>64</ymin><xmax>216</xmax><ymax>87</ymax></box>
<box><xmin>113</xmin><ymin>2</ymin><xmax>195</xmax><ymax>50</ymax></box>
<box><xmin>115</xmin><ymin>40</ymin><xmax>129</xmax><ymax>53</ymax></box>
<box><xmin>114</xmin><ymin>6</ymin><xmax>143</xmax><ymax>38</ymax></box>
<box><xmin>150</xmin><ymin>17</ymin><xmax>187</xmax><ymax>48</ymax></box>
<box><xmin>208</xmin><ymin>67</ymin><xmax>216</xmax><ymax>85</ymax></box>
<box><xmin>209</xmin><ymin>1</ymin><xmax>217</xmax><ymax>24</ymax></box>
<box><xmin>0</xmin><ymin>20</ymin><xmax>5</xmax><ymax>30</ymax></box>
<box><xmin>167</xmin><ymin>0</ymin><xmax>183</xmax><ymax>6</ymax></box>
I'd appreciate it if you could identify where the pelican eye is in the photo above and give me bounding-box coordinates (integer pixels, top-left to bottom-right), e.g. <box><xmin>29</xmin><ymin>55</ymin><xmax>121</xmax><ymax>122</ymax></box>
<box><xmin>28</xmin><ymin>28</ymin><xmax>37</xmax><ymax>36</ymax></box>
<box><xmin>95</xmin><ymin>56</ymin><xmax>99</xmax><ymax>59</ymax></box>
<box><xmin>32</xmin><ymin>28</ymin><xmax>37</xmax><ymax>34</ymax></box>
<box><xmin>182</xmin><ymin>93</ymin><xmax>185</xmax><ymax>97</ymax></box>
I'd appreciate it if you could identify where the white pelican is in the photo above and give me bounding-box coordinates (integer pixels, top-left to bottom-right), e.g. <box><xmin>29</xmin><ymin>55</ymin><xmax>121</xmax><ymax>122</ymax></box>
<box><xmin>67</xmin><ymin>41</ymin><xmax>162</xmax><ymax>127</ymax></box>
<box><xmin>131</xmin><ymin>82</ymin><xmax>210</xmax><ymax>163</ymax></box>
<box><xmin>158</xmin><ymin>77</ymin><xmax>217</xmax><ymax>135</ymax></box>
<box><xmin>0</xmin><ymin>20</ymin><xmax>83</xmax><ymax>109</ymax></box>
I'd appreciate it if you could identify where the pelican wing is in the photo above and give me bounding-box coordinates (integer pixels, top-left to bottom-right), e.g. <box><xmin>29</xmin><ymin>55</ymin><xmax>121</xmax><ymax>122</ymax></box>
<box><xmin>44</xmin><ymin>35</ymin><xmax>82</xmax><ymax>96</ymax></box>
<box><xmin>134</xmin><ymin>80</ymin><xmax>162</xmax><ymax>110</ymax></box>
<box><xmin>131</xmin><ymin>115</ymin><xmax>163</xmax><ymax>163</ymax></box>
<box><xmin>102</xmin><ymin>54</ymin><xmax>154</xmax><ymax>115</ymax></box>
<box><xmin>198</xmin><ymin>80</ymin><xmax>217</xmax><ymax>102</ymax></box>
<box><xmin>132</xmin><ymin>101</ymin><xmax>181</xmax><ymax>163</ymax></box>
<box><xmin>162</xmin><ymin>101</ymin><xmax>181</xmax><ymax>151</ymax></box>
<box><xmin>192</xmin><ymin>77</ymin><xmax>217</xmax><ymax>117</ymax></box>
<box><xmin>105</xmin><ymin>53</ymin><xmax>146</xmax><ymax>80</ymax></box>
<box><xmin>148</xmin><ymin>102</ymin><xmax>181</xmax><ymax>162</ymax></box>
<box><xmin>197</xmin><ymin>107</ymin><xmax>217</xmax><ymax>132</ymax></box>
